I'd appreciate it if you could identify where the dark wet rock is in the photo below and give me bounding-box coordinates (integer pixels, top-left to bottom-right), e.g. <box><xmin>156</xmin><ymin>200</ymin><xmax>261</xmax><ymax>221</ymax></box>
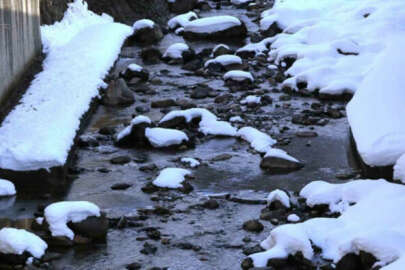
<box><xmin>336</xmin><ymin>253</ymin><xmax>363</xmax><ymax>270</ymax></box>
<box><xmin>241</xmin><ymin>257</ymin><xmax>254</xmax><ymax>270</ymax></box>
<box><xmin>163</xmin><ymin>46</ymin><xmax>196</xmax><ymax>65</ymax></box>
<box><xmin>135</xmin><ymin>105</ymin><xmax>150</xmax><ymax>113</ymax></box>
<box><xmin>261</xmin><ymin>21</ymin><xmax>283</xmax><ymax>37</ymax></box>
<box><xmin>126</xmin><ymin>262</ymin><xmax>142</xmax><ymax>270</ymax></box>
<box><xmin>279</xmin><ymin>94</ymin><xmax>291</xmax><ymax>101</ymax></box>
<box><xmin>69</xmin><ymin>213</ymin><xmax>109</xmax><ymax>240</ymax></box>
<box><xmin>110</xmin><ymin>155</ymin><xmax>131</xmax><ymax>165</ymax></box>
<box><xmin>120</xmin><ymin>65</ymin><xmax>150</xmax><ymax>83</ymax></box>
<box><xmin>168</xmin><ymin>0</ymin><xmax>197</xmax><ymax>14</ymax></box>
<box><xmin>182</xmin><ymin>58</ymin><xmax>203</xmax><ymax>71</ymax></box>
<box><xmin>227</xmin><ymin>196</ymin><xmax>267</xmax><ymax>205</ymax></box>
<box><xmin>140</xmin><ymin>242</ymin><xmax>157</xmax><ymax>255</ymax></box>
<box><xmin>176</xmin><ymin>98</ymin><xmax>196</xmax><ymax>109</ymax></box>
<box><xmin>296</xmin><ymin>131</ymin><xmax>318</xmax><ymax>138</ymax></box>
<box><xmin>335</xmin><ymin>169</ymin><xmax>360</xmax><ymax>180</ymax></box>
<box><xmin>98</xmin><ymin>126</ymin><xmax>116</xmax><ymax>136</ymax></box>
<box><xmin>42</xmin><ymin>252</ymin><xmax>63</xmax><ymax>263</ymax></box>
<box><xmin>261</xmin><ymin>95</ymin><xmax>273</xmax><ymax>105</ymax></box>
<box><xmin>215</xmin><ymin>93</ymin><xmax>233</xmax><ymax>104</ymax></box>
<box><xmin>127</xmin><ymin>22</ymin><xmax>163</xmax><ymax>45</ymax></box>
<box><xmin>175</xmin><ymin>242</ymin><xmax>201</xmax><ymax>251</ymax></box>
<box><xmin>202</xmin><ymin>199</ymin><xmax>219</xmax><ymax>209</ymax></box>
<box><xmin>145</xmin><ymin>228</ymin><xmax>161</xmax><ymax>240</ymax></box>
<box><xmin>102</xmin><ymin>78</ymin><xmax>135</xmax><ymax>106</ymax></box>
<box><xmin>0</xmin><ymin>252</ymin><xmax>31</xmax><ymax>266</ymax></box>
<box><xmin>292</xmin><ymin>114</ymin><xmax>329</xmax><ymax>126</ymax></box>
<box><xmin>190</xmin><ymin>85</ymin><xmax>211</xmax><ymax>99</ymax></box>
<box><xmin>260</xmin><ymin>156</ymin><xmax>304</xmax><ymax>174</ymax></box>
<box><xmin>139</xmin><ymin>163</ymin><xmax>158</xmax><ymax>172</ymax></box>
<box><xmin>224</xmin><ymin>74</ymin><xmax>254</xmax><ymax>91</ymax></box>
<box><xmin>326</xmin><ymin>107</ymin><xmax>343</xmax><ymax>119</ymax></box>
<box><xmin>183</xmin><ymin>20</ymin><xmax>247</xmax><ymax>41</ymax></box>
<box><xmin>111</xmin><ymin>183</ymin><xmax>133</xmax><ymax>190</ymax></box>
<box><xmin>115</xmin><ymin>121</ymin><xmax>151</xmax><ymax>148</ymax></box>
<box><xmin>243</xmin><ymin>244</ymin><xmax>265</xmax><ymax>256</ymax></box>
<box><xmin>151</xmin><ymin>99</ymin><xmax>177</xmax><ymax>108</ymax></box>
<box><xmin>141</xmin><ymin>47</ymin><xmax>162</xmax><ymax>65</ymax></box>
<box><xmin>78</xmin><ymin>135</ymin><xmax>99</xmax><ymax>148</ymax></box>
<box><xmin>153</xmin><ymin>206</ymin><xmax>172</xmax><ymax>216</ymax></box>
<box><xmin>211</xmin><ymin>153</ymin><xmax>233</xmax><ymax>161</ymax></box>
<box><xmin>243</xmin><ymin>220</ymin><xmax>264</xmax><ymax>233</ymax></box>
<box><xmin>213</xmin><ymin>44</ymin><xmax>234</xmax><ymax>57</ymax></box>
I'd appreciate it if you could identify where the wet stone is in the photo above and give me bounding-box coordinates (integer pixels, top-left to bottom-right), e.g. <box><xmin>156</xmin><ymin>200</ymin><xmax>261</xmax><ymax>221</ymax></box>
<box><xmin>110</xmin><ymin>156</ymin><xmax>131</xmax><ymax>165</ymax></box>
<box><xmin>111</xmin><ymin>183</ymin><xmax>133</xmax><ymax>190</ymax></box>
<box><xmin>243</xmin><ymin>219</ymin><xmax>264</xmax><ymax>233</ymax></box>
<box><xmin>140</xmin><ymin>242</ymin><xmax>157</xmax><ymax>255</ymax></box>
<box><xmin>202</xmin><ymin>199</ymin><xmax>219</xmax><ymax>210</ymax></box>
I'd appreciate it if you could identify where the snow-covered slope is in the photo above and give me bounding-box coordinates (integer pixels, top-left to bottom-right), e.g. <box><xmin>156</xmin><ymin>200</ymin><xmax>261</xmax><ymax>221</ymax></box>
<box><xmin>0</xmin><ymin>0</ymin><xmax>132</xmax><ymax>171</ymax></box>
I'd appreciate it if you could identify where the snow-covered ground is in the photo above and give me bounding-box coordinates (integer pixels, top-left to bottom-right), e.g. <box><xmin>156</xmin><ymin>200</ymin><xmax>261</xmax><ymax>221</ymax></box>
<box><xmin>251</xmin><ymin>180</ymin><xmax>405</xmax><ymax>270</ymax></box>
<box><xmin>261</xmin><ymin>0</ymin><xmax>405</xmax><ymax>96</ymax></box>
<box><xmin>0</xmin><ymin>0</ymin><xmax>132</xmax><ymax>171</ymax></box>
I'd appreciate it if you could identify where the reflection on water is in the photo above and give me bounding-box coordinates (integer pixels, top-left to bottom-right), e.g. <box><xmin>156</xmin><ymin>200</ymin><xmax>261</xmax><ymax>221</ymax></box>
<box><xmin>0</xmin><ymin>196</ymin><xmax>15</xmax><ymax>211</ymax></box>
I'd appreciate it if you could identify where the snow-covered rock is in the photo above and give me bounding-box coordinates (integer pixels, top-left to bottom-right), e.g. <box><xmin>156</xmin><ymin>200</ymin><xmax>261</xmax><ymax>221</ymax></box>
<box><xmin>224</xmin><ymin>70</ymin><xmax>254</xmax><ymax>90</ymax></box>
<box><xmin>212</xmin><ymin>44</ymin><xmax>233</xmax><ymax>57</ymax></box>
<box><xmin>115</xmin><ymin>115</ymin><xmax>152</xmax><ymax>147</ymax></box>
<box><xmin>120</xmin><ymin>63</ymin><xmax>149</xmax><ymax>82</ymax></box>
<box><xmin>347</xmin><ymin>37</ymin><xmax>405</xmax><ymax>167</ymax></box>
<box><xmin>394</xmin><ymin>154</ymin><xmax>405</xmax><ymax>183</ymax></box>
<box><xmin>145</xmin><ymin>127</ymin><xmax>189</xmax><ymax>148</ymax></box>
<box><xmin>153</xmin><ymin>168</ymin><xmax>191</xmax><ymax>189</ymax></box>
<box><xmin>240</xmin><ymin>95</ymin><xmax>261</xmax><ymax>105</ymax></box>
<box><xmin>229</xmin><ymin>116</ymin><xmax>244</xmax><ymax>123</ymax></box>
<box><xmin>231</xmin><ymin>0</ymin><xmax>254</xmax><ymax>8</ymax></box>
<box><xmin>237</xmin><ymin>127</ymin><xmax>276</xmax><ymax>153</ymax></box>
<box><xmin>260</xmin><ymin>148</ymin><xmax>303</xmax><ymax>173</ymax></box>
<box><xmin>250</xmin><ymin>179</ymin><xmax>405</xmax><ymax>269</ymax></box>
<box><xmin>204</xmin><ymin>55</ymin><xmax>243</xmax><ymax>71</ymax></box>
<box><xmin>44</xmin><ymin>201</ymin><xmax>101</xmax><ymax>240</ymax></box>
<box><xmin>181</xmin><ymin>157</ymin><xmax>201</xmax><ymax>168</ymax></box>
<box><xmin>168</xmin><ymin>11</ymin><xmax>198</xmax><ymax>31</ymax></box>
<box><xmin>287</xmin><ymin>214</ymin><xmax>300</xmax><ymax>223</ymax></box>
<box><xmin>129</xmin><ymin>19</ymin><xmax>163</xmax><ymax>45</ymax></box>
<box><xmin>267</xmin><ymin>189</ymin><xmax>290</xmax><ymax>209</ymax></box>
<box><xmin>0</xmin><ymin>179</ymin><xmax>16</xmax><ymax>197</ymax></box>
<box><xmin>160</xmin><ymin>108</ymin><xmax>237</xmax><ymax>137</ymax></box>
<box><xmin>261</xmin><ymin>0</ymin><xmax>405</xmax><ymax>96</ymax></box>
<box><xmin>236</xmin><ymin>38</ymin><xmax>272</xmax><ymax>59</ymax></box>
<box><xmin>163</xmin><ymin>43</ymin><xmax>194</xmax><ymax>64</ymax></box>
<box><xmin>183</xmin><ymin>16</ymin><xmax>247</xmax><ymax>40</ymax></box>
<box><xmin>0</xmin><ymin>0</ymin><xmax>132</xmax><ymax>171</ymax></box>
<box><xmin>0</xmin><ymin>228</ymin><xmax>47</xmax><ymax>258</ymax></box>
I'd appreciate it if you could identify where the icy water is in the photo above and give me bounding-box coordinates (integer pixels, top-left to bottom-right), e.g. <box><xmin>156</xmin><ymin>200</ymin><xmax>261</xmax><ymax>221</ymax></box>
<box><xmin>2</xmin><ymin>2</ymin><xmax>359</xmax><ymax>269</ymax></box>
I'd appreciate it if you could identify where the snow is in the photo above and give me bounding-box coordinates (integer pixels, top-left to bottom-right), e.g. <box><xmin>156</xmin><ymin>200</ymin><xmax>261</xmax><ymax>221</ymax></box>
<box><xmin>230</xmin><ymin>116</ymin><xmax>244</xmax><ymax>123</ymax></box>
<box><xmin>0</xmin><ymin>179</ymin><xmax>16</xmax><ymax>197</ymax></box>
<box><xmin>251</xmin><ymin>179</ymin><xmax>405</xmax><ymax>269</ymax></box>
<box><xmin>241</xmin><ymin>95</ymin><xmax>261</xmax><ymax>105</ymax></box>
<box><xmin>160</xmin><ymin>108</ymin><xmax>237</xmax><ymax>137</ymax></box>
<box><xmin>0</xmin><ymin>0</ymin><xmax>132</xmax><ymax>171</ymax></box>
<box><xmin>184</xmin><ymin>16</ymin><xmax>242</xmax><ymax>34</ymax></box>
<box><xmin>231</xmin><ymin>0</ymin><xmax>252</xmax><ymax>5</ymax></box>
<box><xmin>133</xmin><ymin>19</ymin><xmax>155</xmax><ymax>31</ymax></box>
<box><xmin>213</xmin><ymin>44</ymin><xmax>230</xmax><ymax>54</ymax></box>
<box><xmin>287</xmin><ymin>214</ymin><xmax>300</xmax><ymax>223</ymax></box>
<box><xmin>163</xmin><ymin>43</ymin><xmax>190</xmax><ymax>59</ymax></box>
<box><xmin>224</xmin><ymin>70</ymin><xmax>254</xmax><ymax>82</ymax></box>
<box><xmin>153</xmin><ymin>168</ymin><xmax>191</xmax><ymax>188</ymax></box>
<box><xmin>127</xmin><ymin>63</ymin><xmax>143</xmax><ymax>72</ymax></box>
<box><xmin>261</xmin><ymin>0</ymin><xmax>405</xmax><ymax>95</ymax></box>
<box><xmin>168</xmin><ymin>12</ymin><xmax>198</xmax><ymax>30</ymax></box>
<box><xmin>394</xmin><ymin>154</ymin><xmax>405</xmax><ymax>183</ymax></box>
<box><xmin>181</xmin><ymin>157</ymin><xmax>201</xmax><ymax>168</ymax></box>
<box><xmin>264</xmin><ymin>148</ymin><xmax>299</xmax><ymax>163</ymax></box>
<box><xmin>237</xmin><ymin>37</ymin><xmax>272</xmax><ymax>57</ymax></box>
<box><xmin>237</xmin><ymin>127</ymin><xmax>276</xmax><ymax>153</ymax></box>
<box><xmin>0</xmin><ymin>228</ymin><xmax>47</xmax><ymax>258</ymax></box>
<box><xmin>145</xmin><ymin>128</ymin><xmax>189</xmax><ymax>148</ymax></box>
<box><xmin>347</xmin><ymin>36</ymin><xmax>405</xmax><ymax>167</ymax></box>
<box><xmin>44</xmin><ymin>201</ymin><xmax>101</xmax><ymax>240</ymax></box>
<box><xmin>204</xmin><ymin>55</ymin><xmax>242</xmax><ymax>68</ymax></box>
<box><xmin>116</xmin><ymin>115</ymin><xmax>151</xmax><ymax>141</ymax></box>
<box><xmin>267</xmin><ymin>189</ymin><xmax>291</xmax><ymax>208</ymax></box>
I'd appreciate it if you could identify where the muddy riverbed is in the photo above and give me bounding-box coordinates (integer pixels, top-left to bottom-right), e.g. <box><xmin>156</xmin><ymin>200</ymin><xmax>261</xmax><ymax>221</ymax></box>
<box><xmin>1</xmin><ymin>1</ymin><xmax>360</xmax><ymax>269</ymax></box>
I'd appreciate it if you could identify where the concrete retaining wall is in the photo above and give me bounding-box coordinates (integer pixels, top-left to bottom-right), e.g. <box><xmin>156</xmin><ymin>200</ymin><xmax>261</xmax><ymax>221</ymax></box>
<box><xmin>0</xmin><ymin>0</ymin><xmax>41</xmax><ymax>105</ymax></box>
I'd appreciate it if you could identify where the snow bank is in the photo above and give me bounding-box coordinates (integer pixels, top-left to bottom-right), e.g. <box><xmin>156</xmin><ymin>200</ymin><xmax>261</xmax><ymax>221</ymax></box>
<box><xmin>163</xmin><ymin>43</ymin><xmax>190</xmax><ymax>59</ymax></box>
<box><xmin>184</xmin><ymin>16</ymin><xmax>242</xmax><ymax>34</ymax></box>
<box><xmin>267</xmin><ymin>189</ymin><xmax>290</xmax><ymax>208</ymax></box>
<box><xmin>0</xmin><ymin>0</ymin><xmax>132</xmax><ymax>171</ymax></box>
<box><xmin>44</xmin><ymin>201</ymin><xmax>101</xmax><ymax>240</ymax></box>
<box><xmin>237</xmin><ymin>127</ymin><xmax>276</xmax><ymax>153</ymax></box>
<box><xmin>251</xmin><ymin>179</ymin><xmax>405</xmax><ymax>269</ymax></box>
<box><xmin>347</xmin><ymin>36</ymin><xmax>405</xmax><ymax>167</ymax></box>
<box><xmin>145</xmin><ymin>128</ymin><xmax>188</xmax><ymax>148</ymax></box>
<box><xmin>160</xmin><ymin>108</ymin><xmax>237</xmax><ymax>136</ymax></box>
<box><xmin>153</xmin><ymin>168</ymin><xmax>191</xmax><ymax>188</ymax></box>
<box><xmin>0</xmin><ymin>179</ymin><xmax>16</xmax><ymax>197</ymax></box>
<box><xmin>262</xmin><ymin>0</ymin><xmax>405</xmax><ymax>95</ymax></box>
<box><xmin>168</xmin><ymin>12</ymin><xmax>198</xmax><ymax>30</ymax></box>
<box><xmin>0</xmin><ymin>228</ymin><xmax>47</xmax><ymax>258</ymax></box>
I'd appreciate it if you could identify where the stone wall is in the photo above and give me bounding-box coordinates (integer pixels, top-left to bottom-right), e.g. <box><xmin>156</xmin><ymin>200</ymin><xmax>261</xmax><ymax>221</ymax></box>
<box><xmin>0</xmin><ymin>0</ymin><xmax>41</xmax><ymax>106</ymax></box>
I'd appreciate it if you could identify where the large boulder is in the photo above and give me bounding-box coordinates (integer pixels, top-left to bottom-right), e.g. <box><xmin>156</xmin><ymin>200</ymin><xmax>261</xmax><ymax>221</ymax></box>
<box><xmin>115</xmin><ymin>116</ymin><xmax>152</xmax><ymax>147</ymax></box>
<box><xmin>183</xmin><ymin>16</ymin><xmax>247</xmax><ymax>40</ymax></box>
<box><xmin>127</xmin><ymin>19</ymin><xmax>163</xmax><ymax>45</ymax></box>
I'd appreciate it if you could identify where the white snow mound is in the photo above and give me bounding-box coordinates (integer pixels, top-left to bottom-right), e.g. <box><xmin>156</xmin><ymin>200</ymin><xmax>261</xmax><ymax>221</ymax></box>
<box><xmin>0</xmin><ymin>228</ymin><xmax>47</xmax><ymax>258</ymax></box>
<box><xmin>145</xmin><ymin>128</ymin><xmax>188</xmax><ymax>148</ymax></box>
<box><xmin>153</xmin><ymin>168</ymin><xmax>191</xmax><ymax>188</ymax></box>
<box><xmin>0</xmin><ymin>179</ymin><xmax>16</xmax><ymax>197</ymax></box>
